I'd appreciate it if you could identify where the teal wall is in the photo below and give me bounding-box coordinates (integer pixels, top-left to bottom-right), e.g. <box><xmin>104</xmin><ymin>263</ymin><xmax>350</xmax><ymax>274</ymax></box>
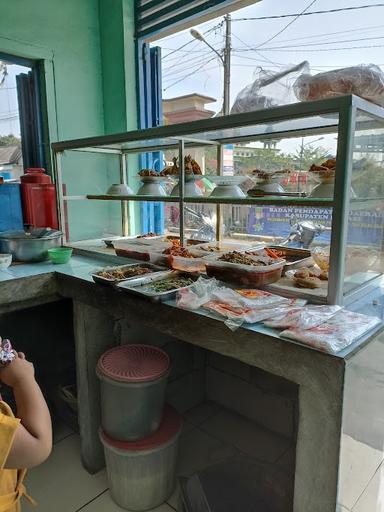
<box><xmin>0</xmin><ymin>0</ymin><xmax>138</xmax><ymax>240</ymax></box>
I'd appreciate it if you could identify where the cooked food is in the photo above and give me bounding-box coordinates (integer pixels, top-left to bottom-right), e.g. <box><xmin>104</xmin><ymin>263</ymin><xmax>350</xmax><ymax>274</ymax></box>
<box><xmin>149</xmin><ymin>277</ymin><xmax>194</xmax><ymax>293</ymax></box>
<box><xmin>162</xmin><ymin>155</ymin><xmax>202</xmax><ymax>176</ymax></box>
<box><xmin>163</xmin><ymin>246</ymin><xmax>195</xmax><ymax>258</ymax></box>
<box><xmin>96</xmin><ymin>266</ymin><xmax>152</xmax><ymax>280</ymax></box>
<box><xmin>309</xmin><ymin>158</ymin><xmax>336</xmax><ymax>179</ymax></box>
<box><xmin>218</xmin><ymin>251</ymin><xmax>268</xmax><ymax>266</ymax></box>
<box><xmin>138</xmin><ymin>169</ymin><xmax>159</xmax><ymax>177</ymax></box>
<box><xmin>293</xmin><ymin>65</ymin><xmax>384</xmax><ymax>107</ymax></box>
<box><xmin>294</xmin><ymin>276</ymin><xmax>321</xmax><ymax>289</ymax></box>
<box><xmin>250</xmin><ymin>168</ymin><xmax>290</xmax><ymax>180</ymax></box>
<box><xmin>319</xmin><ymin>271</ymin><xmax>329</xmax><ymax>281</ymax></box>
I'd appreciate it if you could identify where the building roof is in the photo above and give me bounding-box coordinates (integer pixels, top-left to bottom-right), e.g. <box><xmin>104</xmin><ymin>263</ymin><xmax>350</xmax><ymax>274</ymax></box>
<box><xmin>0</xmin><ymin>145</ymin><xmax>22</xmax><ymax>165</ymax></box>
<box><xmin>163</xmin><ymin>93</ymin><xmax>216</xmax><ymax>104</ymax></box>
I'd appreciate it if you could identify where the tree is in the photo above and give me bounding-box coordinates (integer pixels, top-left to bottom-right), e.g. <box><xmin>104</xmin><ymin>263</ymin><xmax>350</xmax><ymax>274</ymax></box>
<box><xmin>0</xmin><ymin>134</ymin><xmax>21</xmax><ymax>147</ymax></box>
<box><xmin>292</xmin><ymin>144</ymin><xmax>331</xmax><ymax>171</ymax></box>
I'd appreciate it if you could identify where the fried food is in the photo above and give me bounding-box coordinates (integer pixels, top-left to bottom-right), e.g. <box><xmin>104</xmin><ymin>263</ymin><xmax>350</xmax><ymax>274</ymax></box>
<box><xmin>219</xmin><ymin>251</ymin><xmax>268</xmax><ymax>266</ymax></box>
<box><xmin>96</xmin><ymin>266</ymin><xmax>152</xmax><ymax>281</ymax></box>
<box><xmin>294</xmin><ymin>276</ymin><xmax>322</xmax><ymax>289</ymax></box>
<box><xmin>138</xmin><ymin>169</ymin><xmax>159</xmax><ymax>177</ymax></box>
<box><xmin>162</xmin><ymin>155</ymin><xmax>202</xmax><ymax>176</ymax></box>
<box><xmin>163</xmin><ymin>246</ymin><xmax>195</xmax><ymax>258</ymax></box>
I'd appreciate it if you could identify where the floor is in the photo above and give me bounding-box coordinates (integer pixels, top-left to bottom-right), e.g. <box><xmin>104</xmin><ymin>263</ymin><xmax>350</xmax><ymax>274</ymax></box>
<box><xmin>25</xmin><ymin>402</ymin><xmax>294</xmax><ymax>512</ymax></box>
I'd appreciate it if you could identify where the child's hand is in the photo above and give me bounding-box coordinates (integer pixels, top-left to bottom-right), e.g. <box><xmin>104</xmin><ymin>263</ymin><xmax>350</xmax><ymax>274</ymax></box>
<box><xmin>0</xmin><ymin>352</ymin><xmax>35</xmax><ymax>388</ymax></box>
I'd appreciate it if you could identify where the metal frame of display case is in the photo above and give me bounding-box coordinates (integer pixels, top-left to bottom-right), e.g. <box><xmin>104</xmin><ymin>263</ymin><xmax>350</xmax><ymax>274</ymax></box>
<box><xmin>52</xmin><ymin>95</ymin><xmax>384</xmax><ymax>306</ymax></box>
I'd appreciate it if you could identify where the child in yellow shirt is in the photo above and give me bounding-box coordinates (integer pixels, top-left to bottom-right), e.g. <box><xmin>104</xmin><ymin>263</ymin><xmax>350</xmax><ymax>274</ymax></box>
<box><xmin>0</xmin><ymin>348</ymin><xmax>52</xmax><ymax>511</ymax></box>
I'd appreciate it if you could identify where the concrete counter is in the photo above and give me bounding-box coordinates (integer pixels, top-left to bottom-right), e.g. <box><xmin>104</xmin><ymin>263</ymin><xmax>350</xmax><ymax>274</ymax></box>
<box><xmin>0</xmin><ymin>254</ymin><xmax>383</xmax><ymax>512</ymax></box>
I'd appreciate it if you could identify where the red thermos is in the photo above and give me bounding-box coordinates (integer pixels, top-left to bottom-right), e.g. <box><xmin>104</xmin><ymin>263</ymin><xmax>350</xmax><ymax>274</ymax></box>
<box><xmin>20</xmin><ymin>168</ymin><xmax>59</xmax><ymax>229</ymax></box>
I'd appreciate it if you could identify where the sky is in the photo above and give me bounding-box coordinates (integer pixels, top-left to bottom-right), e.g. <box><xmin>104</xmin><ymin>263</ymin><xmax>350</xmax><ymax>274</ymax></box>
<box><xmin>0</xmin><ymin>0</ymin><xmax>383</xmax><ymax>146</ymax></box>
<box><xmin>157</xmin><ymin>0</ymin><xmax>384</xmax><ymax>108</ymax></box>
<box><xmin>0</xmin><ymin>63</ymin><xmax>30</xmax><ymax>138</ymax></box>
<box><xmin>153</xmin><ymin>0</ymin><xmax>384</xmax><ymax>155</ymax></box>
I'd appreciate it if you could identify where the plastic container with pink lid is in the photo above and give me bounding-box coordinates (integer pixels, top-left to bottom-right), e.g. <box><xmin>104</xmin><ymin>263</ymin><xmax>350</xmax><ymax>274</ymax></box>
<box><xmin>100</xmin><ymin>404</ymin><xmax>182</xmax><ymax>511</ymax></box>
<box><xmin>97</xmin><ymin>344</ymin><xmax>170</xmax><ymax>441</ymax></box>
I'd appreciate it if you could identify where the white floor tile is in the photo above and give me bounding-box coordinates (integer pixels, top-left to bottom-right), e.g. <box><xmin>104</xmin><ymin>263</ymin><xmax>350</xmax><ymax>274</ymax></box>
<box><xmin>178</xmin><ymin>427</ymin><xmax>238</xmax><ymax>477</ymax></box>
<box><xmin>25</xmin><ymin>434</ymin><xmax>108</xmax><ymax>512</ymax></box>
<box><xmin>339</xmin><ymin>433</ymin><xmax>383</xmax><ymax>510</ymax></box>
<box><xmin>80</xmin><ymin>490</ymin><xmax>175</xmax><ymax>512</ymax></box>
<box><xmin>183</xmin><ymin>402</ymin><xmax>219</xmax><ymax>427</ymax></box>
<box><xmin>200</xmin><ymin>409</ymin><xmax>290</xmax><ymax>464</ymax></box>
<box><xmin>352</xmin><ymin>461</ymin><xmax>384</xmax><ymax>512</ymax></box>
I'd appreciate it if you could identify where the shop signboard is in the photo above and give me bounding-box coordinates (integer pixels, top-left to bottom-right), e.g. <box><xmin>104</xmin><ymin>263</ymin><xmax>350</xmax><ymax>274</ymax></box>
<box><xmin>247</xmin><ymin>206</ymin><xmax>384</xmax><ymax>246</ymax></box>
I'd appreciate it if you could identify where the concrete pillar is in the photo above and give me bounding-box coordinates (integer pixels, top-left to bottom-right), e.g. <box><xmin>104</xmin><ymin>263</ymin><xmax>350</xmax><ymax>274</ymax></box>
<box><xmin>73</xmin><ymin>300</ymin><xmax>116</xmax><ymax>473</ymax></box>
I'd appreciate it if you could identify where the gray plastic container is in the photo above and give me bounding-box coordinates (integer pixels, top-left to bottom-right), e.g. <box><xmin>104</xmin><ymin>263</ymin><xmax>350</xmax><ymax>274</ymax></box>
<box><xmin>100</xmin><ymin>405</ymin><xmax>181</xmax><ymax>511</ymax></box>
<box><xmin>97</xmin><ymin>345</ymin><xmax>170</xmax><ymax>441</ymax></box>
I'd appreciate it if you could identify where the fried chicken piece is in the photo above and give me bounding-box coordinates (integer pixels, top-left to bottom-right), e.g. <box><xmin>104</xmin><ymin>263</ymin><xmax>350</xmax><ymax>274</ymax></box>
<box><xmin>294</xmin><ymin>276</ymin><xmax>322</xmax><ymax>289</ymax></box>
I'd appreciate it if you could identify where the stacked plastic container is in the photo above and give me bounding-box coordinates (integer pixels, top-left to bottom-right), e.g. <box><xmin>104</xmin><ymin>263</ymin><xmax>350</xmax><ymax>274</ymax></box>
<box><xmin>97</xmin><ymin>344</ymin><xmax>181</xmax><ymax>511</ymax></box>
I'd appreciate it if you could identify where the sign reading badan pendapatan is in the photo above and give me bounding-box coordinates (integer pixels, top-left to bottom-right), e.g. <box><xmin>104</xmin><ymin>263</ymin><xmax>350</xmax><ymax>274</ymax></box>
<box><xmin>247</xmin><ymin>206</ymin><xmax>384</xmax><ymax>246</ymax></box>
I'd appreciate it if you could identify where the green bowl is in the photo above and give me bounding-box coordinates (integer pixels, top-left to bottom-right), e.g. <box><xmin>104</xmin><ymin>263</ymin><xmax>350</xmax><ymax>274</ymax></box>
<box><xmin>48</xmin><ymin>247</ymin><xmax>73</xmax><ymax>264</ymax></box>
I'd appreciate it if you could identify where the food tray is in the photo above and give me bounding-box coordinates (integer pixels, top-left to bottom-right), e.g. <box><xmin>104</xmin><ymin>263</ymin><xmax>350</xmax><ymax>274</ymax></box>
<box><xmin>267</xmin><ymin>246</ymin><xmax>312</xmax><ymax>274</ymax></box>
<box><xmin>206</xmin><ymin>253</ymin><xmax>285</xmax><ymax>287</ymax></box>
<box><xmin>103</xmin><ymin>234</ymin><xmax>163</xmax><ymax>247</ymax></box>
<box><xmin>91</xmin><ymin>263</ymin><xmax>167</xmax><ymax>285</ymax></box>
<box><xmin>116</xmin><ymin>271</ymin><xmax>199</xmax><ymax>302</ymax></box>
<box><xmin>189</xmin><ymin>241</ymin><xmax>251</xmax><ymax>256</ymax></box>
<box><xmin>113</xmin><ymin>240</ymin><xmax>172</xmax><ymax>263</ymax></box>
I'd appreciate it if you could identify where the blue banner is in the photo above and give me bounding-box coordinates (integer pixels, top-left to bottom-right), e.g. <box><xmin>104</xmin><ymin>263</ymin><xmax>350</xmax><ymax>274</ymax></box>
<box><xmin>247</xmin><ymin>206</ymin><xmax>384</xmax><ymax>246</ymax></box>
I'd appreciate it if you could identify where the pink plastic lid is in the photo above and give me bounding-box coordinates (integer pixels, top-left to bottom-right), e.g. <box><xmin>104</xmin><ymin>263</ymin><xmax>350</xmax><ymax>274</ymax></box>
<box><xmin>100</xmin><ymin>405</ymin><xmax>182</xmax><ymax>451</ymax></box>
<box><xmin>97</xmin><ymin>344</ymin><xmax>170</xmax><ymax>383</ymax></box>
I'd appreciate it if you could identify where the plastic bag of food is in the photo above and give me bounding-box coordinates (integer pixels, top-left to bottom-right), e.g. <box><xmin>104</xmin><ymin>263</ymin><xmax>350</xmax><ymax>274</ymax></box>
<box><xmin>203</xmin><ymin>297</ymin><xmax>307</xmax><ymax>331</ymax></box>
<box><xmin>212</xmin><ymin>288</ymin><xmax>289</xmax><ymax>308</ymax></box>
<box><xmin>281</xmin><ymin>309</ymin><xmax>381</xmax><ymax>354</ymax></box>
<box><xmin>293</xmin><ymin>64</ymin><xmax>384</xmax><ymax>106</ymax></box>
<box><xmin>177</xmin><ymin>277</ymin><xmax>222</xmax><ymax>310</ymax></box>
<box><xmin>230</xmin><ymin>61</ymin><xmax>309</xmax><ymax>114</ymax></box>
<box><xmin>263</xmin><ymin>305</ymin><xmax>341</xmax><ymax>329</ymax></box>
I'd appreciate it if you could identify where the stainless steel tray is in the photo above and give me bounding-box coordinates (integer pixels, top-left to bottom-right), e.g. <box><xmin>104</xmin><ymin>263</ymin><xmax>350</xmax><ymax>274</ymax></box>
<box><xmin>91</xmin><ymin>263</ymin><xmax>167</xmax><ymax>285</ymax></box>
<box><xmin>116</xmin><ymin>271</ymin><xmax>199</xmax><ymax>302</ymax></box>
<box><xmin>267</xmin><ymin>246</ymin><xmax>312</xmax><ymax>273</ymax></box>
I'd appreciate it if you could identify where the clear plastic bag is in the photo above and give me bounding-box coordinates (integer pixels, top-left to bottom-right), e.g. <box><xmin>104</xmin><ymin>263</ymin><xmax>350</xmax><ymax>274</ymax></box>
<box><xmin>281</xmin><ymin>309</ymin><xmax>381</xmax><ymax>354</ymax></box>
<box><xmin>176</xmin><ymin>277</ymin><xmax>222</xmax><ymax>310</ymax></box>
<box><xmin>230</xmin><ymin>61</ymin><xmax>309</xmax><ymax>114</ymax></box>
<box><xmin>263</xmin><ymin>305</ymin><xmax>341</xmax><ymax>329</ymax></box>
<box><xmin>293</xmin><ymin>64</ymin><xmax>384</xmax><ymax>106</ymax></box>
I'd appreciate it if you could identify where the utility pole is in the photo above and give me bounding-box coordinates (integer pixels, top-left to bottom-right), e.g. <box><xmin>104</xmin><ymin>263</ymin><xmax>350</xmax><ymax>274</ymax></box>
<box><xmin>191</xmin><ymin>15</ymin><xmax>231</xmax><ymax>114</ymax></box>
<box><xmin>223</xmin><ymin>13</ymin><xmax>231</xmax><ymax>115</ymax></box>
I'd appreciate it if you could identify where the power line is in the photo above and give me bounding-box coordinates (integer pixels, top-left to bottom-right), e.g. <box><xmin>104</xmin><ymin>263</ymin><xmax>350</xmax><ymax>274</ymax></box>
<box><xmin>232</xmin><ymin>4</ymin><xmax>384</xmax><ymax>22</ymax></box>
<box><xmin>163</xmin><ymin>56</ymin><xmax>217</xmax><ymax>90</ymax></box>
<box><xmin>259</xmin><ymin>43</ymin><xmax>384</xmax><ymax>52</ymax></box>
<box><xmin>162</xmin><ymin>25</ymin><xmax>219</xmax><ymax>59</ymax></box>
<box><xmin>238</xmin><ymin>34</ymin><xmax>384</xmax><ymax>52</ymax></box>
<box><xmin>255</xmin><ymin>0</ymin><xmax>318</xmax><ymax>49</ymax></box>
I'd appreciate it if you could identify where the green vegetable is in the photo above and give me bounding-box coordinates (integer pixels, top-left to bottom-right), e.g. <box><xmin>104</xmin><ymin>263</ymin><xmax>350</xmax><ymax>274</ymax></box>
<box><xmin>149</xmin><ymin>277</ymin><xmax>194</xmax><ymax>293</ymax></box>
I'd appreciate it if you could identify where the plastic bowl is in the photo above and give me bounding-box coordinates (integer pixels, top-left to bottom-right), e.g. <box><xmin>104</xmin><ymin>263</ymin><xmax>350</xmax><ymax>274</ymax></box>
<box><xmin>48</xmin><ymin>247</ymin><xmax>73</xmax><ymax>264</ymax></box>
<box><xmin>0</xmin><ymin>253</ymin><xmax>12</xmax><ymax>269</ymax></box>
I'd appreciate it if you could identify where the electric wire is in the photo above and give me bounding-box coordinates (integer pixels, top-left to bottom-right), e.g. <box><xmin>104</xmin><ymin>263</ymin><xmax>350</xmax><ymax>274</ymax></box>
<box><xmin>163</xmin><ymin>56</ymin><xmax>217</xmax><ymax>90</ymax></box>
<box><xmin>232</xmin><ymin>4</ymin><xmax>384</xmax><ymax>22</ymax></box>
<box><xmin>255</xmin><ymin>0</ymin><xmax>318</xmax><ymax>49</ymax></box>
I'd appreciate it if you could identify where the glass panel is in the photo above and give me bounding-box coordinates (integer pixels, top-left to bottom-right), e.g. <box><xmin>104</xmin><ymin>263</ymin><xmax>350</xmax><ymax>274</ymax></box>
<box><xmin>344</xmin><ymin>110</ymin><xmax>384</xmax><ymax>296</ymax></box>
<box><xmin>221</xmin><ymin>203</ymin><xmax>332</xmax><ymax>302</ymax></box>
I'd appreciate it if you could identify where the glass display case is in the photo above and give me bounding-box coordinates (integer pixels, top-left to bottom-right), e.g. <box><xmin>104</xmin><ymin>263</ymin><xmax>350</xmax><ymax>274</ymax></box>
<box><xmin>51</xmin><ymin>95</ymin><xmax>384</xmax><ymax>306</ymax></box>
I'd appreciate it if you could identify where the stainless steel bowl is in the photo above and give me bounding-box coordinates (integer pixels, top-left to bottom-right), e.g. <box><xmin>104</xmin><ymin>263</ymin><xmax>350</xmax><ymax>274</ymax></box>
<box><xmin>0</xmin><ymin>228</ymin><xmax>62</xmax><ymax>262</ymax></box>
